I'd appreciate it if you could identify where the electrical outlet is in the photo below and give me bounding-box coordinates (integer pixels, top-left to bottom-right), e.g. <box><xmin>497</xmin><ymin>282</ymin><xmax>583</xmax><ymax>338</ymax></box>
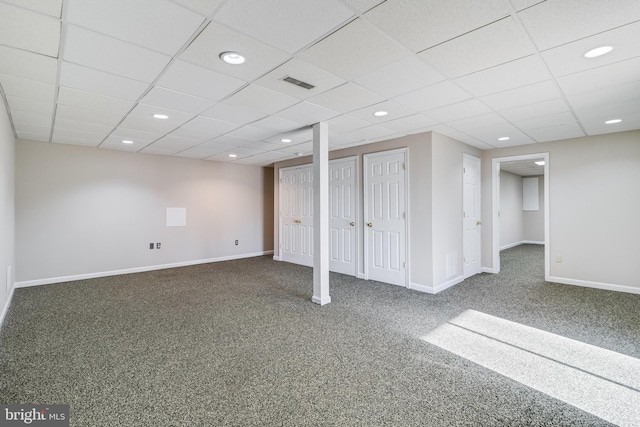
<box><xmin>235</xmin><ymin>240</ymin><xmax>238</xmax><ymax>245</ymax></box>
<box><xmin>149</xmin><ymin>243</ymin><xmax>154</xmax><ymax>249</ymax></box>
<box><xmin>156</xmin><ymin>243</ymin><xmax>161</xmax><ymax>249</ymax></box>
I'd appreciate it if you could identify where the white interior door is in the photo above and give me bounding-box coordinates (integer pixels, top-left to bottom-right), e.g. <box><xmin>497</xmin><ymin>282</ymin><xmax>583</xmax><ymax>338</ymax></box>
<box><xmin>364</xmin><ymin>150</ymin><xmax>407</xmax><ymax>287</ymax></box>
<box><xmin>281</xmin><ymin>166</ymin><xmax>313</xmax><ymax>267</ymax></box>
<box><xmin>463</xmin><ymin>154</ymin><xmax>481</xmax><ymax>278</ymax></box>
<box><xmin>329</xmin><ymin>157</ymin><xmax>357</xmax><ymax>276</ymax></box>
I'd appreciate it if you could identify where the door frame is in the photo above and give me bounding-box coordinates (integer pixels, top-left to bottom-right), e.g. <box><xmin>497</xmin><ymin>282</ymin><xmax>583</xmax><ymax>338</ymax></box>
<box><xmin>463</xmin><ymin>153</ymin><xmax>481</xmax><ymax>279</ymax></box>
<box><xmin>491</xmin><ymin>152</ymin><xmax>550</xmax><ymax>280</ymax></box>
<box><xmin>363</xmin><ymin>147</ymin><xmax>409</xmax><ymax>287</ymax></box>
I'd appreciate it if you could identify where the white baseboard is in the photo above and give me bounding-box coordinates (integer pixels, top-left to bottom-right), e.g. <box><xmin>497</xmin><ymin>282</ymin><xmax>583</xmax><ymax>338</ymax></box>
<box><xmin>547</xmin><ymin>276</ymin><xmax>640</xmax><ymax>295</ymax></box>
<box><xmin>14</xmin><ymin>250</ymin><xmax>275</xmax><ymax>289</ymax></box>
<box><xmin>481</xmin><ymin>267</ymin><xmax>496</xmax><ymax>274</ymax></box>
<box><xmin>357</xmin><ymin>273</ymin><xmax>365</xmax><ymax>279</ymax></box>
<box><xmin>273</xmin><ymin>255</ymin><xmax>281</xmax><ymax>261</ymax></box>
<box><xmin>500</xmin><ymin>240</ymin><xmax>545</xmax><ymax>251</ymax></box>
<box><xmin>409</xmin><ymin>275</ymin><xmax>465</xmax><ymax>295</ymax></box>
<box><xmin>0</xmin><ymin>284</ymin><xmax>16</xmax><ymax>330</ymax></box>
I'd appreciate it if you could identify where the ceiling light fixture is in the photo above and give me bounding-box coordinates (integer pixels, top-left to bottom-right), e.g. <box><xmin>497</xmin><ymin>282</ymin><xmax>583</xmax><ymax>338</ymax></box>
<box><xmin>122</xmin><ymin>140</ymin><xmax>134</xmax><ymax>144</ymax></box>
<box><xmin>219</xmin><ymin>51</ymin><xmax>245</xmax><ymax>65</ymax></box>
<box><xmin>374</xmin><ymin>111</ymin><xmax>388</xmax><ymax>117</ymax></box>
<box><xmin>535</xmin><ymin>161</ymin><xmax>545</xmax><ymax>166</ymax></box>
<box><xmin>228</xmin><ymin>154</ymin><xmax>237</xmax><ymax>158</ymax></box>
<box><xmin>281</xmin><ymin>138</ymin><xmax>292</xmax><ymax>143</ymax></box>
<box><xmin>152</xmin><ymin>114</ymin><xmax>169</xmax><ymax>119</ymax></box>
<box><xmin>498</xmin><ymin>136</ymin><xmax>510</xmax><ymax>141</ymax></box>
<box><xmin>584</xmin><ymin>46</ymin><xmax>613</xmax><ymax>58</ymax></box>
<box><xmin>605</xmin><ymin>118</ymin><xmax>623</xmax><ymax>124</ymax></box>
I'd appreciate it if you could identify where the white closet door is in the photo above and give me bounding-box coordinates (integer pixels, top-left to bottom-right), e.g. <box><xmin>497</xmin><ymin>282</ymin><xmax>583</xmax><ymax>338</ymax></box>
<box><xmin>329</xmin><ymin>158</ymin><xmax>357</xmax><ymax>276</ymax></box>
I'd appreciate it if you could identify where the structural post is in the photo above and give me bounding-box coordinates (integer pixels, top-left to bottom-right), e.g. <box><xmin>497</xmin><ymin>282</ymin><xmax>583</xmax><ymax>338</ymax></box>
<box><xmin>312</xmin><ymin>122</ymin><xmax>330</xmax><ymax>305</ymax></box>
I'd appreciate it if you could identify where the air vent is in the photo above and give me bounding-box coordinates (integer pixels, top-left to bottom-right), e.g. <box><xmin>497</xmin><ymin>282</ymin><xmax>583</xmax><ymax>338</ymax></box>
<box><xmin>282</xmin><ymin>76</ymin><xmax>315</xmax><ymax>90</ymax></box>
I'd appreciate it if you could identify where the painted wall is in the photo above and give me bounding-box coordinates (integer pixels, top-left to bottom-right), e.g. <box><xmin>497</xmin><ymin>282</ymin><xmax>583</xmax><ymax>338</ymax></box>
<box><xmin>523</xmin><ymin>175</ymin><xmax>544</xmax><ymax>243</ymax></box>
<box><xmin>0</xmin><ymin>100</ymin><xmax>16</xmax><ymax>323</ymax></box>
<box><xmin>499</xmin><ymin>171</ymin><xmax>523</xmax><ymax>249</ymax></box>
<box><xmin>16</xmin><ymin>140</ymin><xmax>274</xmax><ymax>284</ymax></box>
<box><xmin>482</xmin><ymin>130</ymin><xmax>640</xmax><ymax>292</ymax></box>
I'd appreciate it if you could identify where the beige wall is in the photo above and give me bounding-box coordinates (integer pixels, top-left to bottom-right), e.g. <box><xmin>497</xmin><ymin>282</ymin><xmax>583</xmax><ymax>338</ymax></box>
<box><xmin>523</xmin><ymin>175</ymin><xmax>544</xmax><ymax>242</ymax></box>
<box><xmin>482</xmin><ymin>130</ymin><xmax>640</xmax><ymax>291</ymax></box>
<box><xmin>499</xmin><ymin>171</ymin><xmax>523</xmax><ymax>249</ymax></box>
<box><xmin>0</xmin><ymin>100</ymin><xmax>15</xmax><ymax>322</ymax></box>
<box><xmin>16</xmin><ymin>140</ymin><xmax>274</xmax><ymax>283</ymax></box>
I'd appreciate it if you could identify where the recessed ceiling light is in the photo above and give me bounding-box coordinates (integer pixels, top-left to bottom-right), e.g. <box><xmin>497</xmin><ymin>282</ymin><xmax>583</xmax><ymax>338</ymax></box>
<box><xmin>152</xmin><ymin>114</ymin><xmax>168</xmax><ymax>119</ymax></box>
<box><xmin>219</xmin><ymin>51</ymin><xmax>245</xmax><ymax>65</ymax></box>
<box><xmin>228</xmin><ymin>154</ymin><xmax>237</xmax><ymax>158</ymax></box>
<box><xmin>498</xmin><ymin>136</ymin><xmax>510</xmax><ymax>141</ymax></box>
<box><xmin>584</xmin><ymin>46</ymin><xmax>613</xmax><ymax>58</ymax></box>
<box><xmin>605</xmin><ymin>118</ymin><xmax>623</xmax><ymax>124</ymax></box>
<box><xmin>122</xmin><ymin>140</ymin><xmax>134</xmax><ymax>144</ymax></box>
<box><xmin>374</xmin><ymin>111</ymin><xmax>388</xmax><ymax>117</ymax></box>
<box><xmin>535</xmin><ymin>161</ymin><xmax>545</xmax><ymax>166</ymax></box>
<box><xmin>281</xmin><ymin>138</ymin><xmax>292</xmax><ymax>143</ymax></box>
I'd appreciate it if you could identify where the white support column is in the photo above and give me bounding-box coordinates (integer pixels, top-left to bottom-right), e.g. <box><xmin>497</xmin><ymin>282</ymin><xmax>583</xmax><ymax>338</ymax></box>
<box><xmin>312</xmin><ymin>122</ymin><xmax>330</xmax><ymax>305</ymax></box>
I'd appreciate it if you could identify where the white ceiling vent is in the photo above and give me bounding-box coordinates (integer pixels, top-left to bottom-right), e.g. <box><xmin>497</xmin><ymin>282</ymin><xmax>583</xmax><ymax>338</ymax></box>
<box><xmin>281</xmin><ymin>76</ymin><xmax>315</xmax><ymax>90</ymax></box>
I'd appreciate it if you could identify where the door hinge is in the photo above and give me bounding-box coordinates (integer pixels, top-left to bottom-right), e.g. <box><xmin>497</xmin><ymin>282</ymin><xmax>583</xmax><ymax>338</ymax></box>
<box><xmin>402</xmin><ymin>163</ymin><xmax>406</xmax><ymax>171</ymax></box>
<box><xmin>403</xmin><ymin>261</ymin><xmax>406</xmax><ymax>269</ymax></box>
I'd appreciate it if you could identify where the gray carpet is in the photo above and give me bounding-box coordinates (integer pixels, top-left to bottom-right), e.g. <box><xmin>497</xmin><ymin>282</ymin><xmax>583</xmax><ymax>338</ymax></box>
<box><xmin>1</xmin><ymin>245</ymin><xmax>638</xmax><ymax>426</ymax></box>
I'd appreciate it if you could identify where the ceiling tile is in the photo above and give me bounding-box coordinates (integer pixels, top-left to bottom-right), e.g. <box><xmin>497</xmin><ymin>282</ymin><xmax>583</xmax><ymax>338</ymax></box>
<box><xmin>556</xmin><ymin>57</ymin><xmax>640</xmax><ymax>96</ymax></box>
<box><xmin>144</xmin><ymin>135</ymin><xmax>201</xmax><ymax>151</ymax></box>
<box><xmin>250</xmin><ymin>116</ymin><xmax>302</xmax><ymax>134</ymax></box>
<box><xmin>253</xmin><ymin>59</ymin><xmax>345</xmax><ymax>100</ymax></box>
<box><xmin>128</xmin><ymin>103</ymin><xmax>195</xmax><ymax>124</ymax></box>
<box><xmin>513</xmin><ymin>111</ymin><xmax>577</xmax><ymax>131</ymax></box>
<box><xmin>518</xmin><ymin>0</ymin><xmax>640</xmax><ymax>51</ymax></box>
<box><xmin>110</xmin><ymin>127</ymin><xmax>159</xmax><ymax>143</ymax></box>
<box><xmin>509</xmin><ymin>0</ymin><xmax>544</xmax><ymax>12</ymax></box>
<box><xmin>57</xmin><ymin>87</ymin><xmax>135</xmax><ymax>117</ymax></box>
<box><xmin>393</xmin><ymin>81</ymin><xmax>472</xmax><ymax>111</ymax></box>
<box><xmin>172</xmin><ymin>0</ymin><xmax>225</xmax><ymax>17</ymax></box>
<box><xmin>52</xmin><ymin>127</ymin><xmax>106</xmax><ymax>145</ymax></box>
<box><xmin>0</xmin><ymin>46</ymin><xmax>58</xmax><ymax>84</ymax></box>
<box><xmin>308</xmin><ymin>83</ymin><xmax>385</xmax><ymax>114</ymax></box>
<box><xmin>0</xmin><ymin>74</ymin><xmax>56</xmax><ymax>102</ymax></box>
<box><xmin>446</xmin><ymin>132</ymin><xmax>495</xmax><ymax>150</ymax></box>
<box><xmin>446</xmin><ymin>112</ymin><xmax>507</xmax><ymax>133</ymax></box>
<box><xmin>365</xmin><ymin>0</ymin><xmax>509</xmax><ymax>52</ymax></box>
<box><xmin>341</xmin><ymin>124</ymin><xmax>397</xmax><ymax>142</ymax></box>
<box><xmin>0</xmin><ymin>3</ymin><xmax>60</xmax><ymax>57</ymax></box>
<box><xmin>156</xmin><ymin>60</ymin><xmax>247</xmax><ymax>101</ymax></box>
<box><xmin>299</xmin><ymin>18</ymin><xmax>411</xmax><ymax>80</ymax></box>
<box><xmin>11</xmin><ymin>110</ymin><xmax>52</xmax><ymax>128</ymax></box>
<box><xmin>59</xmin><ymin>62</ymin><xmax>149</xmax><ymax>101</ymax></box>
<box><xmin>480</xmin><ymin>80</ymin><xmax>562</xmax><ymax>111</ymax></box>
<box><xmin>566</xmin><ymin>81</ymin><xmax>640</xmax><ymax>111</ymax></box>
<box><xmin>525</xmin><ymin>122</ymin><xmax>586</xmax><ymax>142</ymax></box>
<box><xmin>274</xmin><ymin>102</ymin><xmax>339</xmax><ymax>126</ymax></box>
<box><xmin>3</xmin><ymin>0</ymin><xmax>63</xmax><ymax>17</ymax></box>
<box><xmin>471</xmin><ymin>123</ymin><xmax>536</xmax><ymax>146</ymax></box>
<box><xmin>63</xmin><ymin>25</ymin><xmax>171</xmax><ymax>83</ymax></box>
<box><xmin>16</xmin><ymin>131</ymin><xmax>50</xmax><ymax>142</ymax></box>
<box><xmin>542</xmin><ymin>21</ymin><xmax>640</xmax><ymax>78</ymax></box>
<box><xmin>223</xmin><ymin>84</ymin><xmax>300</xmax><ymax>115</ymax></box>
<box><xmin>341</xmin><ymin>0</ymin><xmax>385</xmax><ymax>13</ymax></box>
<box><xmin>347</xmin><ymin>100</ymin><xmax>417</xmax><ymax>124</ymax></box>
<box><xmin>6</xmin><ymin>96</ymin><xmax>53</xmax><ymax>117</ymax></box>
<box><xmin>13</xmin><ymin>123</ymin><xmax>51</xmax><ymax>135</ymax></box>
<box><xmin>53</xmin><ymin>117</ymin><xmax>114</xmax><ymax>135</ymax></box>
<box><xmin>172</xmin><ymin>116</ymin><xmax>240</xmax><ymax>140</ymax></box>
<box><xmin>574</xmin><ymin>98</ymin><xmax>640</xmax><ymax>125</ymax></box>
<box><xmin>224</xmin><ymin>127</ymin><xmax>277</xmax><ymax>141</ymax></box>
<box><xmin>354</xmin><ymin>55</ymin><xmax>445</xmax><ymax>98</ymax></box>
<box><xmin>380</xmin><ymin>114</ymin><xmax>438</xmax><ymax>133</ymax></box>
<box><xmin>141</xmin><ymin>87</ymin><xmax>216</xmax><ymax>115</ymax></box>
<box><xmin>424</xmin><ymin>99</ymin><xmax>492</xmax><ymax>123</ymax></box>
<box><xmin>265</xmin><ymin>127</ymin><xmax>312</xmax><ymax>145</ymax></box>
<box><xmin>117</xmin><ymin>115</ymin><xmax>179</xmax><ymax>137</ymax></box>
<box><xmin>213</xmin><ymin>0</ymin><xmax>354</xmax><ymax>54</ymax></box>
<box><xmin>419</xmin><ymin>17</ymin><xmax>534</xmax><ymax>79</ymax></box>
<box><xmin>66</xmin><ymin>0</ymin><xmax>205</xmax><ymax>55</ymax></box>
<box><xmin>499</xmin><ymin>98</ymin><xmax>571</xmax><ymax>122</ymax></box>
<box><xmin>325</xmin><ymin>115</ymin><xmax>371</xmax><ymax>133</ymax></box>
<box><xmin>55</xmin><ymin>103</ymin><xmax>125</xmax><ymax>126</ymax></box>
<box><xmin>454</xmin><ymin>55</ymin><xmax>549</xmax><ymax>97</ymax></box>
<box><xmin>100</xmin><ymin>137</ymin><xmax>145</xmax><ymax>152</ymax></box>
<box><xmin>200</xmin><ymin>103</ymin><xmax>265</xmax><ymax>125</ymax></box>
<box><xmin>179</xmin><ymin>22</ymin><xmax>290</xmax><ymax>82</ymax></box>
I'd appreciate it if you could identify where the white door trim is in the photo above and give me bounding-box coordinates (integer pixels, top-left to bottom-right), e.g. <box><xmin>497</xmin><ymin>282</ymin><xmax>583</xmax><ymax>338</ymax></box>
<box><xmin>491</xmin><ymin>153</ymin><xmax>550</xmax><ymax>280</ymax></box>
<box><xmin>463</xmin><ymin>153</ymin><xmax>481</xmax><ymax>278</ymax></box>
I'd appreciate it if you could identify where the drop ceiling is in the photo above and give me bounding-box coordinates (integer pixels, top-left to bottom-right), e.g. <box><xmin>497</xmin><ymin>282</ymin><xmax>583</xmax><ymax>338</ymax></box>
<box><xmin>1</xmin><ymin>0</ymin><xmax>639</xmax><ymax>166</ymax></box>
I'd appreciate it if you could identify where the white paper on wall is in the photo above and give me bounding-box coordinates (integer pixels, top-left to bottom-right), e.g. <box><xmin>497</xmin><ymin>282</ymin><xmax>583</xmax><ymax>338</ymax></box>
<box><xmin>166</xmin><ymin>207</ymin><xmax>187</xmax><ymax>227</ymax></box>
<box><xmin>523</xmin><ymin>178</ymin><xmax>539</xmax><ymax>211</ymax></box>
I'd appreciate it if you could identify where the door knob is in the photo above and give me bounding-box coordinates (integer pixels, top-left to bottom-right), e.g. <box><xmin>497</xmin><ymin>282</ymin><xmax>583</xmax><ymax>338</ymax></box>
<box><xmin>350</xmin><ymin>221</ymin><xmax>355</xmax><ymax>226</ymax></box>
<box><xmin>476</xmin><ymin>221</ymin><xmax>482</xmax><ymax>225</ymax></box>
<box><xmin>367</xmin><ymin>223</ymin><xmax>373</xmax><ymax>227</ymax></box>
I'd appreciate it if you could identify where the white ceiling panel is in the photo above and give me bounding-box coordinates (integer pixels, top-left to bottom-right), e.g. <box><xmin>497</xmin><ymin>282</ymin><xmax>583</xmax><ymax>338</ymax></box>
<box><xmin>66</xmin><ymin>0</ymin><xmax>205</xmax><ymax>55</ymax></box>
<box><xmin>365</xmin><ymin>0</ymin><xmax>509</xmax><ymax>52</ymax></box>
<box><xmin>347</xmin><ymin>100</ymin><xmax>417</xmax><ymax>124</ymax></box>
<box><xmin>172</xmin><ymin>0</ymin><xmax>225</xmax><ymax>17</ymax></box>
<box><xmin>10</xmin><ymin>110</ymin><xmax>51</xmax><ymax>128</ymax></box>
<box><xmin>341</xmin><ymin>124</ymin><xmax>397</xmax><ymax>142</ymax></box>
<box><xmin>213</xmin><ymin>0</ymin><xmax>354</xmax><ymax>54</ymax></box>
<box><xmin>480</xmin><ymin>80</ymin><xmax>562</xmax><ymax>111</ymax></box>
<box><xmin>566</xmin><ymin>82</ymin><xmax>640</xmax><ymax>111</ymax></box>
<box><xmin>179</xmin><ymin>22</ymin><xmax>290</xmax><ymax>82</ymax></box>
<box><xmin>128</xmin><ymin>103</ymin><xmax>195</xmax><ymax>124</ymax></box>
<box><xmin>0</xmin><ymin>3</ymin><xmax>60</xmax><ymax>57</ymax></box>
<box><xmin>63</xmin><ymin>25</ymin><xmax>172</xmax><ymax>83</ymax></box>
<box><xmin>455</xmin><ymin>55</ymin><xmax>549</xmax><ymax>97</ymax></box>
<box><xmin>253</xmin><ymin>59</ymin><xmax>345</xmax><ymax>100</ymax></box>
<box><xmin>59</xmin><ymin>62</ymin><xmax>149</xmax><ymax>101</ymax></box>
<box><xmin>509</xmin><ymin>0</ymin><xmax>544</xmax><ymax>12</ymax></box>
<box><xmin>52</xmin><ymin>127</ymin><xmax>107</xmax><ymax>145</ymax></box>
<box><xmin>393</xmin><ymin>81</ymin><xmax>472</xmax><ymax>111</ymax></box>
<box><xmin>419</xmin><ymin>17</ymin><xmax>534</xmax><ymax>79</ymax></box>
<box><xmin>513</xmin><ymin>111</ymin><xmax>577</xmax><ymax>131</ymax></box>
<box><xmin>446</xmin><ymin>132</ymin><xmax>495</xmax><ymax>150</ymax></box>
<box><xmin>156</xmin><ymin>60</ymin><xmax>247</xmax><ymax>101</ymax></box>
<box><xmin>55</xmin><ymin>103</ymin><xmax>125</xmax><ymax>127</ymax></box>
<box><xmin>0</xmin><ymin>74</ymin><xmax>55</xmax><ymax>102</ymax></box>
<box><xmin>556</xmin><ymin>57</ymin><xmax>640</xmax><ymax>96</ymax></box>
<box><xmin>541</xmin><ymin>21</ymin><xmax>640</xmax><ymax>78</ymax></box>
<box><xmin>110</xmin><ymin>127</ymin><xmax>160</xmax><ymax>143</ymax></box>
<box><xmin>53</xmin><ymin>117</ymin><xmax>114</xmax><ymax>135</ymax></box>
<box><xmin>526</xmin><ymin>122</ymin><xmax>586</xmax><ymax>143</ymax></box>
<box><xmin>0</xmin><ymin>46</ymin><xmax>58</xmax><ymax>84</ymax></box>
<box><xmin>141</xmin><ymin>87</ymin><xmax>215</xmax><ymax>115</ymax></box>
<box><xmin>574</xmin><ymin>99</ymin><xmax>640</xmax><ymax>125</ymax></box>
<box><xmin>424</xmin><ymin>99</ymin><xmax>493</xmax><ymax>123</ymax></box>
<box><xmin>6</xmin><ymin>96</ymin><xmax>53</xmax><ymax>117</ymax></box>
<box><xmin>200</xmin><ymin>102</ymin><xmax>266</xmax><ymax>125</ymax></box>
<box><xmin>325</xmin><ymin>115</ymin><xmax>371</xmax><ymax>133</ymax></box>
<box><xmin>380</xmin><ymin>114</ymin><xmax>438</xmax><ymax>133</ymax></box>
<box><xmin>447</xmin><ymin>113</ymin><xmax>508</xmax><ymax>133</ymax></box>
<box><xmin>144</xmin><ymin>135</ymin><xmax>201</xmax><ymax>150</ymax></box>
<box><xmin>274</xmin><ymin>102</ymin><xmax>339</xmax><ymax>126</ymax></box>
<box><xmin>57</xmin><ymin>87</ymin><xmax>135</xmax><ymax>117</ymax></box>
<box><xmin>250</xmin><ymin>116</ymin><xmax>303</xmax><ymax>134</ymax></box>
<box><xmin>299</xmin><ymin>18</ymin><xmax>410</xmax><ymax>80</ymax></box>
<box><xmin>13</xmin><ymin>123</ymin><xmax>51</xmax><ymax>135</ymax></box>
<box><xmin>341</xmin><ymin>0</ymin><xmax>385</xmax><ymax>13</ymax></box>
<box><xmin>223</xmin><ymin>85</ymin><xmax>300</xmax><ymax>115</ymax></box>
<box><xmin>3</xmin><ymin>0</ymin><xmax>63</xmax><ymax>17</ymax></box>
<box><xmin>16</xmin><ymin>131</ymin><xmax>49</xmax><ymax>142</ymax></box>
<box><xmin>354</xmin><ymin>55</ymin><xmax>444</xmax><ymax>98</ymax></box>
<box><xmin>518</xmin><ymin>0</ymin><xmax>640</xmax><ymax>51</ymax></box>
<box><xmin>117</xmin><ymin>115</ymin><xmax>179</xmax><ymax>137</ymax></box>
<box><xmin>308</xmin><ymin>83</ymin><xmax>384</xmax><ymax>114</ymax></box>
<box><xmin>100</xmin><ymin>137</ymin><xmax>146</xmax><ymax>152</ymax></box>
<box><xmin>472</xmin><ymin>123</ymin><xmax>536</xmax><ymax>147</ymax></box>
<box><xmin>172</xmin><ymin>116</ymin><xmax>239</xmax><ymax>140</ymax></box>
<box><xmin>499</xmin><ymin>98</ymin><xmax>571</xmax><ymax>122</ymax></box>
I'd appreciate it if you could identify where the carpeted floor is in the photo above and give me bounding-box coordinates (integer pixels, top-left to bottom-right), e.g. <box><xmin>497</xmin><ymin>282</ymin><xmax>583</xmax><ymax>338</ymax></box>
<box><xmin>1</xmin><ymin>244</ymin><xmax>638</xmax><ymax>426</ymax></box>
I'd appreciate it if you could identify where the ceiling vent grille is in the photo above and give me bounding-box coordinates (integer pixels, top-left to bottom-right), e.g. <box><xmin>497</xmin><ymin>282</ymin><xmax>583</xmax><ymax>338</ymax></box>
<box><xmin>282</xmin><ymin>76</ymin><xmax>315</xmax><ymax>90</ymax></box>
